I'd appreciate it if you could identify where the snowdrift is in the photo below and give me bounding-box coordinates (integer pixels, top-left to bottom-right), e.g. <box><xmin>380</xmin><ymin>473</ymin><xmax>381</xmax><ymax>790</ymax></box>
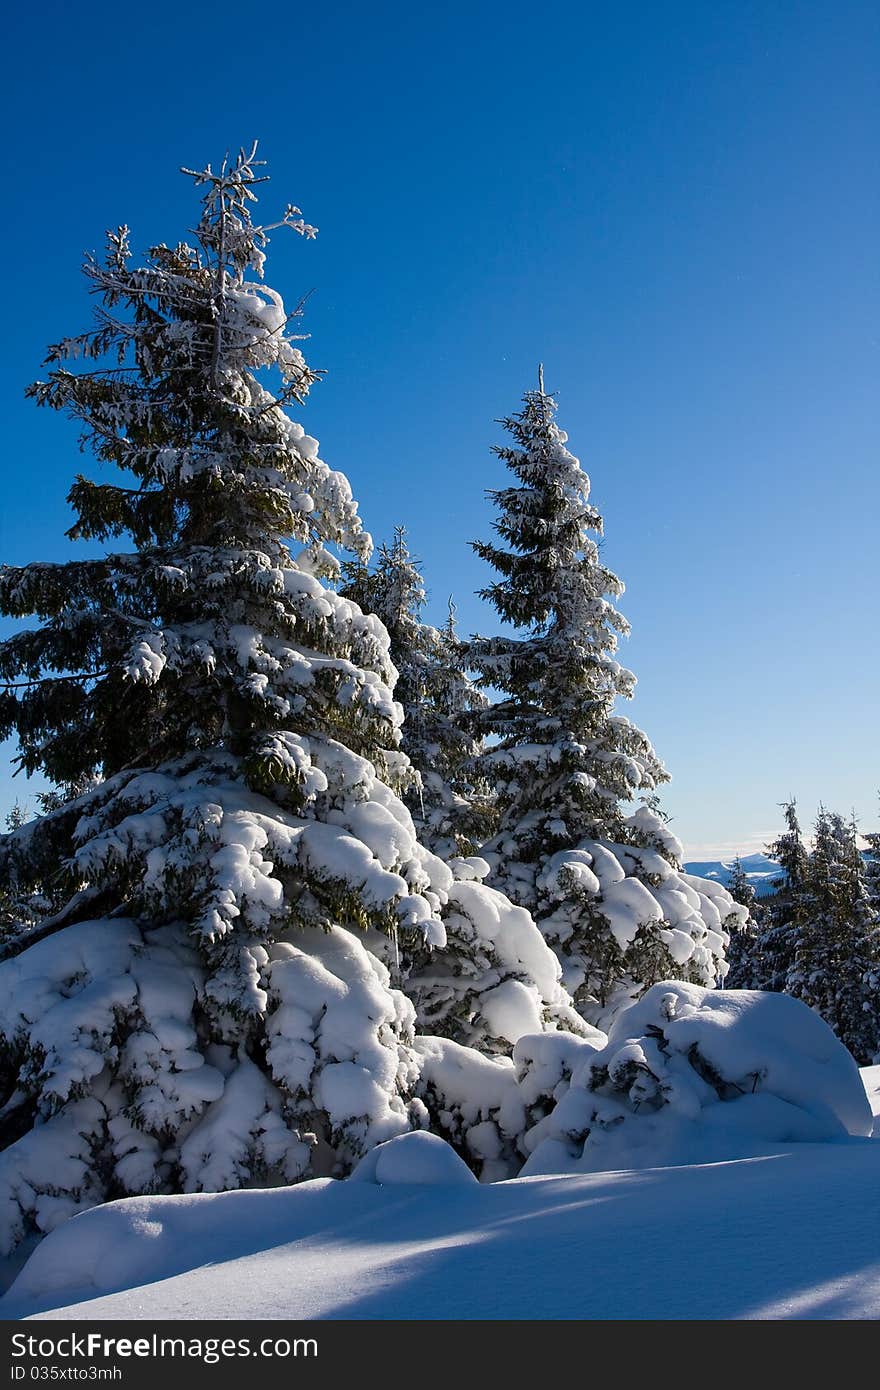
<box><xmin>521</xmin><ymin>982</ymin><xmax>873</xmax><ymax>1175</ymax></box>
<box><xmin>4</xmin><ymin>1135</ymin><xmax>880</xmax><ymax>1321</ymax></box>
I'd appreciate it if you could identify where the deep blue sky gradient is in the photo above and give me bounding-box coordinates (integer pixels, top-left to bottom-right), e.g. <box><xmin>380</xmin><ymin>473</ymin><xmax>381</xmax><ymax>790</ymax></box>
<box><xmin>1</xmin><ymin>0</ymin><xmax>877</xmax><ymax>855</ymax></box>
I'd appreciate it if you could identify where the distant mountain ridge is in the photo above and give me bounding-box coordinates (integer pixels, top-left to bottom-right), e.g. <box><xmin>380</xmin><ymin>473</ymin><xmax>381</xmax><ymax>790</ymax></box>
<box><xmin>685</xmin><ymin>848</ymin><xmax>875</xmax><ymax>900</ymax></box>
<box><xmin>684</xmin><ymin>852</ymin><xmax>782</xmax><ymax>897</ymax></box>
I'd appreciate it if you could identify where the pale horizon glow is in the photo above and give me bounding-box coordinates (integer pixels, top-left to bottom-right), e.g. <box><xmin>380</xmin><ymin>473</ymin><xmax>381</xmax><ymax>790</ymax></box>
<box><xmin>680</xmin><ymin>831</ymin><xmax>780</xmax><ymax>864</ymax></box>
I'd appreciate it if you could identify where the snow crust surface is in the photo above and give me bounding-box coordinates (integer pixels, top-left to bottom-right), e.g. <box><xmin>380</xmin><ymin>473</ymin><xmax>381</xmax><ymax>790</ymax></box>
<box><xmin>5</xmin><ymin>1129</ymin><xmax>879</xmax><ymax>1321</ymax></box>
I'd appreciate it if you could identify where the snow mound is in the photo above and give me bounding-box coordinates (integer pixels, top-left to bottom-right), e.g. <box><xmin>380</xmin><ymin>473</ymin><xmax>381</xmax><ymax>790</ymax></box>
<box><xmin>349</xmin><ymin>1131</ymin><xmax>477</xmax><ymax>1186</ymax></box>
<box><xmin>513</xmin><ymin>1028</ymin><xmax>607</xmax><ymax>1108</ymax></box>
<box><xmin>522</xmin><ymin>983</ymin><xmax>873</xmax><ymax>1175</ymax></box>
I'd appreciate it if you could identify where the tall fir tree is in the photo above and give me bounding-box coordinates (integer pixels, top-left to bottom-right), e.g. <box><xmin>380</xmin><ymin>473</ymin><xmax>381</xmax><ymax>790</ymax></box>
<box><xmin>737</xmin><ymin>801</ymin><xmax>808</xmax><ymax>993</ymax></box>
<box><xmin>467</xmin><ymin>374</ymin><xmax>735</xmax><ymax>1023</ymax></box>
<box><xmin>0</xmin><ymin>146</ymin><xmax>460</xmax><ymax>1251</ymax></box>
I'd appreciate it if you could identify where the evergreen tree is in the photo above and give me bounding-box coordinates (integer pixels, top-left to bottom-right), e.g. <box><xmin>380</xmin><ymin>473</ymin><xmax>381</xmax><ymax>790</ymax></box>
<box><xmin>341</xmin><ymin>528</ymin><xmax>490</xmax><ymax>858</ymax></box>
<box><xmin>727</xmin><ymin>856</ymin><xmax>756</xmax><ymax>914</ymax></box>
<box><xmin>0</xmin><ymin>146</ymin><xmax>458</xmax><ymax>1251</ymax></box>
<box><xmin>0</xmin><ymin>804</ymin><xmax>47</xmax><ymax>938</ymax></box>
<box><xmin>468</xmin><ymin>374</ymin><xmax>733</xmax><ymax>1022</ymax></box>
<box><xmin>771</xmin><ymin>801</ymin><xmax>811</xmax><ymax>896</ymax></box>
<box><xmin>864</xmin><ymin>800</ymin><xmax>880</xmax><ymax>910</ymax></box>
<box><xmin>742</xmin><ymin>801</ymin><xmax>808</xmax><ymax>993</ymax></box>
<box><xmin>785</xmin><ymin>809</ymin><xmax>879</xmax><ymax>1063</ymax></box>
<box><xmin>745</xmin><ymin>804</ymin><xmax>879</xmax><ymax>1061</ymax></box>
<box><xmin>722</xmin><ymin>855</ymin><xmax>759</xmax><ymax>987</ymax></box>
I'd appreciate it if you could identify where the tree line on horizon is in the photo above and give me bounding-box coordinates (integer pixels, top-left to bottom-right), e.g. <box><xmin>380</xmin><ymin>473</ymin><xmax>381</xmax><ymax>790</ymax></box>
<box><xmin>724</xmin><ymin>803</ymin><xmax>879</xmax><ymax>1060</ymax></box>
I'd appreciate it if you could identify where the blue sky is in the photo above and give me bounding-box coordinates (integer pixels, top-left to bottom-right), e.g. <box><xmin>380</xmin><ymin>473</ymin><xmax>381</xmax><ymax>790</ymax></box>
<box><xmin>1</xmin><ymin>0</ymin><xmax>877</xmax><ymax>857</ymax></box>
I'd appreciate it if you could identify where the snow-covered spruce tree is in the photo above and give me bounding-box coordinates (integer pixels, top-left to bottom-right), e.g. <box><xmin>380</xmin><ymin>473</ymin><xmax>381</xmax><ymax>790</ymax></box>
<box><xmin>0</xmin><ymin>146</ymin><xmax>463</xmax><ymax>1252</ymax></box>
<box><xmin>782</xmin><ymin>809</ymin><xmax>879</xmax><ymax>1063</ymax></box>
<box><xmin>727</xmin><ymin>856</ymin><xmax>757</xmax><ymax>914</ymax></box>
<box><xmin>0</xmin><ymin>785</ymin><xmax>98</xmax><ymax>942</ymax></box>
<box><xmin>743</xmin><ymin>804</ymin><xmax>879</xmax><ymax>1059</ymax></box>
<box><xmin>0</xmin><ymin>805</ymin><xmax>50</xmax><ymax>940</ymax></box>
<box><xmin>735</xmin><ymin>801</ymin><xmax>808</xmax><ymax>992</ymax></box>
<box><xmin>864</xmin><ymin>804</ymin><xmax>880</xmax><ymax>910</ymax></box>
<box><xmin>340</xmin><ymin>528</ymin><xmax>491</xmax><ymax>858</ymax></box>
<box><xmin>340</xmin><ymin>531</ymin><xmax>586</xmax><ymax>1067</ymax></box>
<box><xmin>468</xmin><ymin>375</ymin><xmax>736</xmax><ymax>1025</ymax></box>
<box><xmin>722</xmin><ymin>855</ymin><xmax>759</xmax><ymax>988</ymax></box>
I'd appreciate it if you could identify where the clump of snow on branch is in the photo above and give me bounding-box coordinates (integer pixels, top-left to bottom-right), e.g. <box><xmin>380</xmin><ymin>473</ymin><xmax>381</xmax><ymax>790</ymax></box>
<box><xmin>534</xmin><ymin>807</ymin><xmax>745</xmax><ymax>1026</ymax></box>
<box><xmin>413</xmin><ymin>1020</ymin><xmax>607</xmax><ymax>1181</ymax></box>
<box><xmin>406</xmin><ymin>862</ymin><xmax>587</xmax><ymax>1053</ymax></box>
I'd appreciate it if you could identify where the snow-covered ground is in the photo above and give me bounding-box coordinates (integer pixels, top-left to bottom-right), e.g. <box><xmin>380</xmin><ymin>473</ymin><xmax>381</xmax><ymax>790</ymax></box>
<box><xmin>3</xmin><ymin>1069</ymin><xmax>878</xmax><ymax>1323</ymax></box>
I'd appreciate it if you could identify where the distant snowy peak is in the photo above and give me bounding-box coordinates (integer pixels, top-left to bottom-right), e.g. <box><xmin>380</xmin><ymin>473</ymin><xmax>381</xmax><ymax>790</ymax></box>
<box><xmin>683</xmin><ymin>852</ymin><xmax>782</xmax><ymax>897</ymax></box>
